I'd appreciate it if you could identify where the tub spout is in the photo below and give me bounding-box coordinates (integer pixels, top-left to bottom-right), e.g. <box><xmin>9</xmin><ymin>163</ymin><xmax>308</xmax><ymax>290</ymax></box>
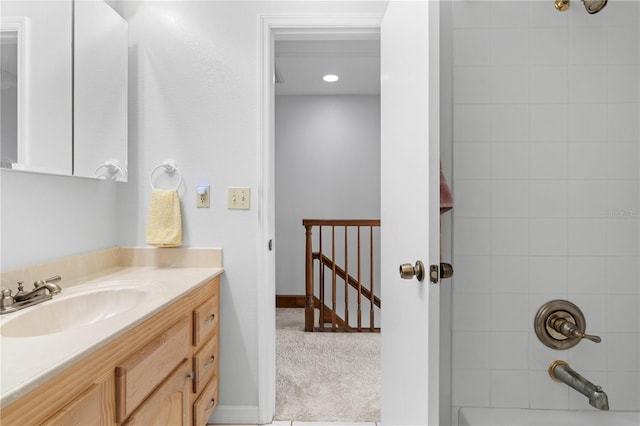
<box><xmin>549</xmin><ymin>360</ymin><xmax>609</xmax><ymax>411</ymax></box>
<box><xmin>589</xmin><ymin>388</ymin><xmax>609</xmax><ymax>411</ymax></box>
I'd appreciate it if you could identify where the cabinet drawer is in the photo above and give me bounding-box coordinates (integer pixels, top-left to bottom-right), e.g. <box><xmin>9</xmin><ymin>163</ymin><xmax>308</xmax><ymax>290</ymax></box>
<box><xmin>192</xmin><ymin>331</ymin><xmax>218</xmax><ymax>394</ymax></box>
<box><xmin>115</xmin><ymin>316</ymin><xmax>190</xmax><ymax>422</ymax></box>
<box><xmin>192</xmin><ymin>290</ymin><xmax>219</xmax><ymax>347</ymax></box>
<box><xmin>193</xmin><ymin>375</ymin><xmax>218</xmax><ymax>426</ymax></box>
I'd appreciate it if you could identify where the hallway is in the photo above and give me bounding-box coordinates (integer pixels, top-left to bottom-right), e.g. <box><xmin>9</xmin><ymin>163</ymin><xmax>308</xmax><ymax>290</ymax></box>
<box><xmin>275</xmin><ymin>309</ymin><xmax>380</xmax><ymax>423</ymax></box>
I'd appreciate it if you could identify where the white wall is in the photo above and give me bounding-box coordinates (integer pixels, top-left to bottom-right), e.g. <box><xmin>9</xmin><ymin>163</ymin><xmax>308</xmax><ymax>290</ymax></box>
<box><xmin>275</xmin><ymin>95</ymin><xmax>381</xmax><ymax>297</ymax></box>
<box><xmin>0</xmin><ymin>171</ymin><xmax>121</xmax><ymax>271</ymax></box>
<box><xmin>449</xmin><ymin>0</ymin><xmax>639</xmax><ymax>422</ymax></box>
<box><xmin>115</xmin><ymin>2</ymin><xmax>387</xmax><ymax>421</ymax></box>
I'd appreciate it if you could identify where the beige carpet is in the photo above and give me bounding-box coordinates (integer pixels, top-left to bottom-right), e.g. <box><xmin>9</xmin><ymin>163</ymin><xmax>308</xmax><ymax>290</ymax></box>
<box><xmin>275</xmin><ymin>308</ymin><xmax>380</xmax><ymax>422</ymax></box>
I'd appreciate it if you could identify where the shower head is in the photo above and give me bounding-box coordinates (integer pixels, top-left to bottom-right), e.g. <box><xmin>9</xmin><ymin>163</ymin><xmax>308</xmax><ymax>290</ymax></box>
<box><xmin>582</xmin><ymin>0</ymin><xmax>607</xmax><ymax>14</ymax></box>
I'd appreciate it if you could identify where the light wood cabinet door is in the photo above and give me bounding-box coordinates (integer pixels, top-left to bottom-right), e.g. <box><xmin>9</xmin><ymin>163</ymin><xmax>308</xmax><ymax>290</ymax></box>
<box><xmin>41</xmin><ymin>378</ymin><xmax>114</xmax><ymax>426</ymax></box>
<box><xmin>115</xmin><ymin>316</ymin><xmax>190</xmax><ymax>422</ymax></box>
<box><xmin>123</xmin><ymin>359</ymin><xmax>191</xmax><ymax>426</ymax></box>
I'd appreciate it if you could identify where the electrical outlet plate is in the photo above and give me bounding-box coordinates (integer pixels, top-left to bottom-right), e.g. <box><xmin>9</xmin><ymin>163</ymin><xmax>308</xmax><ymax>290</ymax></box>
<box><xmin>228</xmin><ymin>187</ymin><xmax>250</xmax><ymax>210</ymax></box>
<box><xmin>196</xmin><ymin>186</ymin><xmax>210</xmax><ymax>208</ymax></box>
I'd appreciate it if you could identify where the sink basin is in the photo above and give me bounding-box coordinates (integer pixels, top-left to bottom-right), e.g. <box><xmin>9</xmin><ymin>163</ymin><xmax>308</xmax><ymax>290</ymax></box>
<box><xmin>0</xmin><ymin>281</ymin><xmax>156</xmax><ymax>337</ymax></box>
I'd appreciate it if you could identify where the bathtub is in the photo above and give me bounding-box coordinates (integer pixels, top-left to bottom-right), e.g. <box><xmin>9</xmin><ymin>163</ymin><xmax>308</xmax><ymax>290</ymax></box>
<box><xmin>458</xmin><ymin>407</ymin><xmax>640</xmax><ymax>426</ymax></box>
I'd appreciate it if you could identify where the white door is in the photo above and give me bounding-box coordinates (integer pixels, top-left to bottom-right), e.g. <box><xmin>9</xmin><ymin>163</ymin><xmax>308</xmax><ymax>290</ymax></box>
<box><xmin>380</xmin><ymin>1</ymin><xmax>441</xmax><ymax>425</ymax></box>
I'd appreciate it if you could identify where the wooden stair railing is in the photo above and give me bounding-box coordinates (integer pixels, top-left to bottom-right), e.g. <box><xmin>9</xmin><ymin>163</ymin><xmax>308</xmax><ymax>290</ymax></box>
<box><xmin>315</xmin><ymin>253</ymin><xmax>381</xmax><ymax>309</ymax></box>
<box><xmin>303</xmin><ymin>219</ymin><xmax>381</xmax><ymax>332</ymax></box>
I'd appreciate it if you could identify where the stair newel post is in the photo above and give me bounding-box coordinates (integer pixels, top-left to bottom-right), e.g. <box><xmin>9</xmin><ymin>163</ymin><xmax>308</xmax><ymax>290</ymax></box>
<box><xmin>304</xmin><ymin>224</ymin><xmax>315</xmax><ymax>332</ymax></box>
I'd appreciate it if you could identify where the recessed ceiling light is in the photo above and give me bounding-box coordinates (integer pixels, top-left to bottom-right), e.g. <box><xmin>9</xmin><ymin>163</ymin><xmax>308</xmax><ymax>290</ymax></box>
<box><xmin>323</xmin><ymin>74</ymin><xmax>339</xmax><ymax>83</ymax></box>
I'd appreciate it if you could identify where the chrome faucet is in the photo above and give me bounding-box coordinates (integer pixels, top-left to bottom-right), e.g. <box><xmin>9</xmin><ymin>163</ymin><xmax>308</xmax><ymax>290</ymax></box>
<box><xmin>1</xmin><ymin>276</ymin><xmax>63</xmax><ymax>315</ymax></box>
<box><xmin>14</xmin><ymin>276</ymin><xmax>62</xmax><ymax>302</ymax></box>
<box><xmin>549</xmin><ymin>360</ymin><xmax>609</xmax><ymax>410</ymax></box>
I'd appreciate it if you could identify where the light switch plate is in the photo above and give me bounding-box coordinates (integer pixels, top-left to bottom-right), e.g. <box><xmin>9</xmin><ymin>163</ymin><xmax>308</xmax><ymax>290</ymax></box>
<box><xmin>228</xmin><ymin>187</ymin><xmax>251</xmax><ymax>210</ymax></box>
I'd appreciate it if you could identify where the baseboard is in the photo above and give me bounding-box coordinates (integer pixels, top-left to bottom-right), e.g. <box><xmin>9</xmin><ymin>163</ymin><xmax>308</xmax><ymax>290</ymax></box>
<box><xmin>275</xmin><ymin>294</ymin><xmax>306</xmax><ymax>308</ymax></box>
<box><xmin>277</xmin><ymin>295</ymin><xmax>352</xmax><ymax>329</ymax></box>
<box><xmin>207</xmin><ymin>405</ymin><xmax>260</xmax><ymax>425</ymax></box>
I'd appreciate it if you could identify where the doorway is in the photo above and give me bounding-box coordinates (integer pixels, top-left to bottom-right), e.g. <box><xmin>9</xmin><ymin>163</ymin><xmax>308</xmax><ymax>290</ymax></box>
<box><xmin>273</xmin><ymin>38</ymin><xmax>381</xmax><ymax>313</ymax></box>
<box><xmin>257</xmin><ymin>15</ymin><xmax>384</xmax><ymax>424</ymax></box>
<box><xmin>258</xmin><ymin>7</ymin><xmax>449</xmax><ymax>425</ymax></box>
<box><xmin>273</xmin><ymin>37</ymin><xmax>381</xmax><ymax>421</ymax></box>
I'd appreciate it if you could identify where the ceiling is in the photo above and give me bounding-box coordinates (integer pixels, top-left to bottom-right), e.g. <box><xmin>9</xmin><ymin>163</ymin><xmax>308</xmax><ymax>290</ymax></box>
<box><xmin>274</xmin><ymin>39</ymin><xmax>380</xmax><ymax>96</ymax></box>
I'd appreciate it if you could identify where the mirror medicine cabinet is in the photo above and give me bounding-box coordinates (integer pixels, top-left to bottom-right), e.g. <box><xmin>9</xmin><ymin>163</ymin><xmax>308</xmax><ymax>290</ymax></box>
<box><xmin>0</xmin><ymin>0</ymin><xmax>128</xmax><ymax>181</ymax></box>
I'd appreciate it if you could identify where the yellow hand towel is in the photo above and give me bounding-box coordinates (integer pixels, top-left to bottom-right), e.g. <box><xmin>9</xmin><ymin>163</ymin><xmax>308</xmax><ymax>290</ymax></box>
<box><xmin>146</xmin><ymin>189</ymin><xmax>182</xmax><ymax>247</ymax></box>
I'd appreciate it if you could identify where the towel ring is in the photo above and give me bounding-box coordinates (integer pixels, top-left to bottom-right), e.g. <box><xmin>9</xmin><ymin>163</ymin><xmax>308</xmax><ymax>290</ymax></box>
<box><xmin>95</xmin><ymin>160</ymin><xmax>127</xmax><ymax>180</ymax></box>
<box><xmin>150</xmin><ymin>160</ymin><xmax>182</xmax><ymax>191</ymax></box>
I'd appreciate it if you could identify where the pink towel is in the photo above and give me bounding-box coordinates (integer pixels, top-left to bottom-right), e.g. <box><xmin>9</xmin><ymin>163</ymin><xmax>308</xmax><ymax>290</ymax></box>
<box><xmin>440</xmin><ymin>162</ymin><xmax>453</xmax><ymax>214</ymax></box>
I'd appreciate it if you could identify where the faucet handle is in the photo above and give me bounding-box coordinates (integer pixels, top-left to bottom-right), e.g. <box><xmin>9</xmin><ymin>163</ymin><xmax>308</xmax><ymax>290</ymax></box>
<box><xmin>536</xmin><ymin>300</ymin><xmax>603</xmax><ymax>350</ymax></box>
<box><xmin>552</xmin><ymin>316</ymin><xmax>601</xmax><ymax>344</ymax></box>
<box><xmin>575</xmin><ymin>331</ymin><xmax>601</xmax><ymax>344</ymax></box>
<box><xmin>1</xmin><ymin>289</ymin><xmax>14</xmax><ymax>308</ymax></box>
<box><xmin>15</xmin><ymin>282</ymin><xmax>26</xmax><ymax>298</ymax></box>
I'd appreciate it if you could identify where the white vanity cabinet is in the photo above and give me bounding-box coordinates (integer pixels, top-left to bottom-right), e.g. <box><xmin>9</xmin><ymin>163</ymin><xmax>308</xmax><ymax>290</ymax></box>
<box><xmin>2</xmin><ymin>276</ymin><xmax>220</xmax><ymax>426</ymax></box>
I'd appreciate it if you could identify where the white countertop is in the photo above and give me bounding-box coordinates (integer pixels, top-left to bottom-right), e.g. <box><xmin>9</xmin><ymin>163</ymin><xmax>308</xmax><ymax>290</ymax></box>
<box><xmin>0</xmin><ymin>266</ymin><xmax>223</xmax><ymax>408</ymax></box>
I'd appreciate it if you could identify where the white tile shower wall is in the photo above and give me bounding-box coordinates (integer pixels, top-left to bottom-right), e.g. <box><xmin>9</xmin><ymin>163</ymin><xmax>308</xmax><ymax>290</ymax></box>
<box><xmin>450</xmin><ymin>0</ymin><xmax>640</xmax><ymax>419</ymax></box>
